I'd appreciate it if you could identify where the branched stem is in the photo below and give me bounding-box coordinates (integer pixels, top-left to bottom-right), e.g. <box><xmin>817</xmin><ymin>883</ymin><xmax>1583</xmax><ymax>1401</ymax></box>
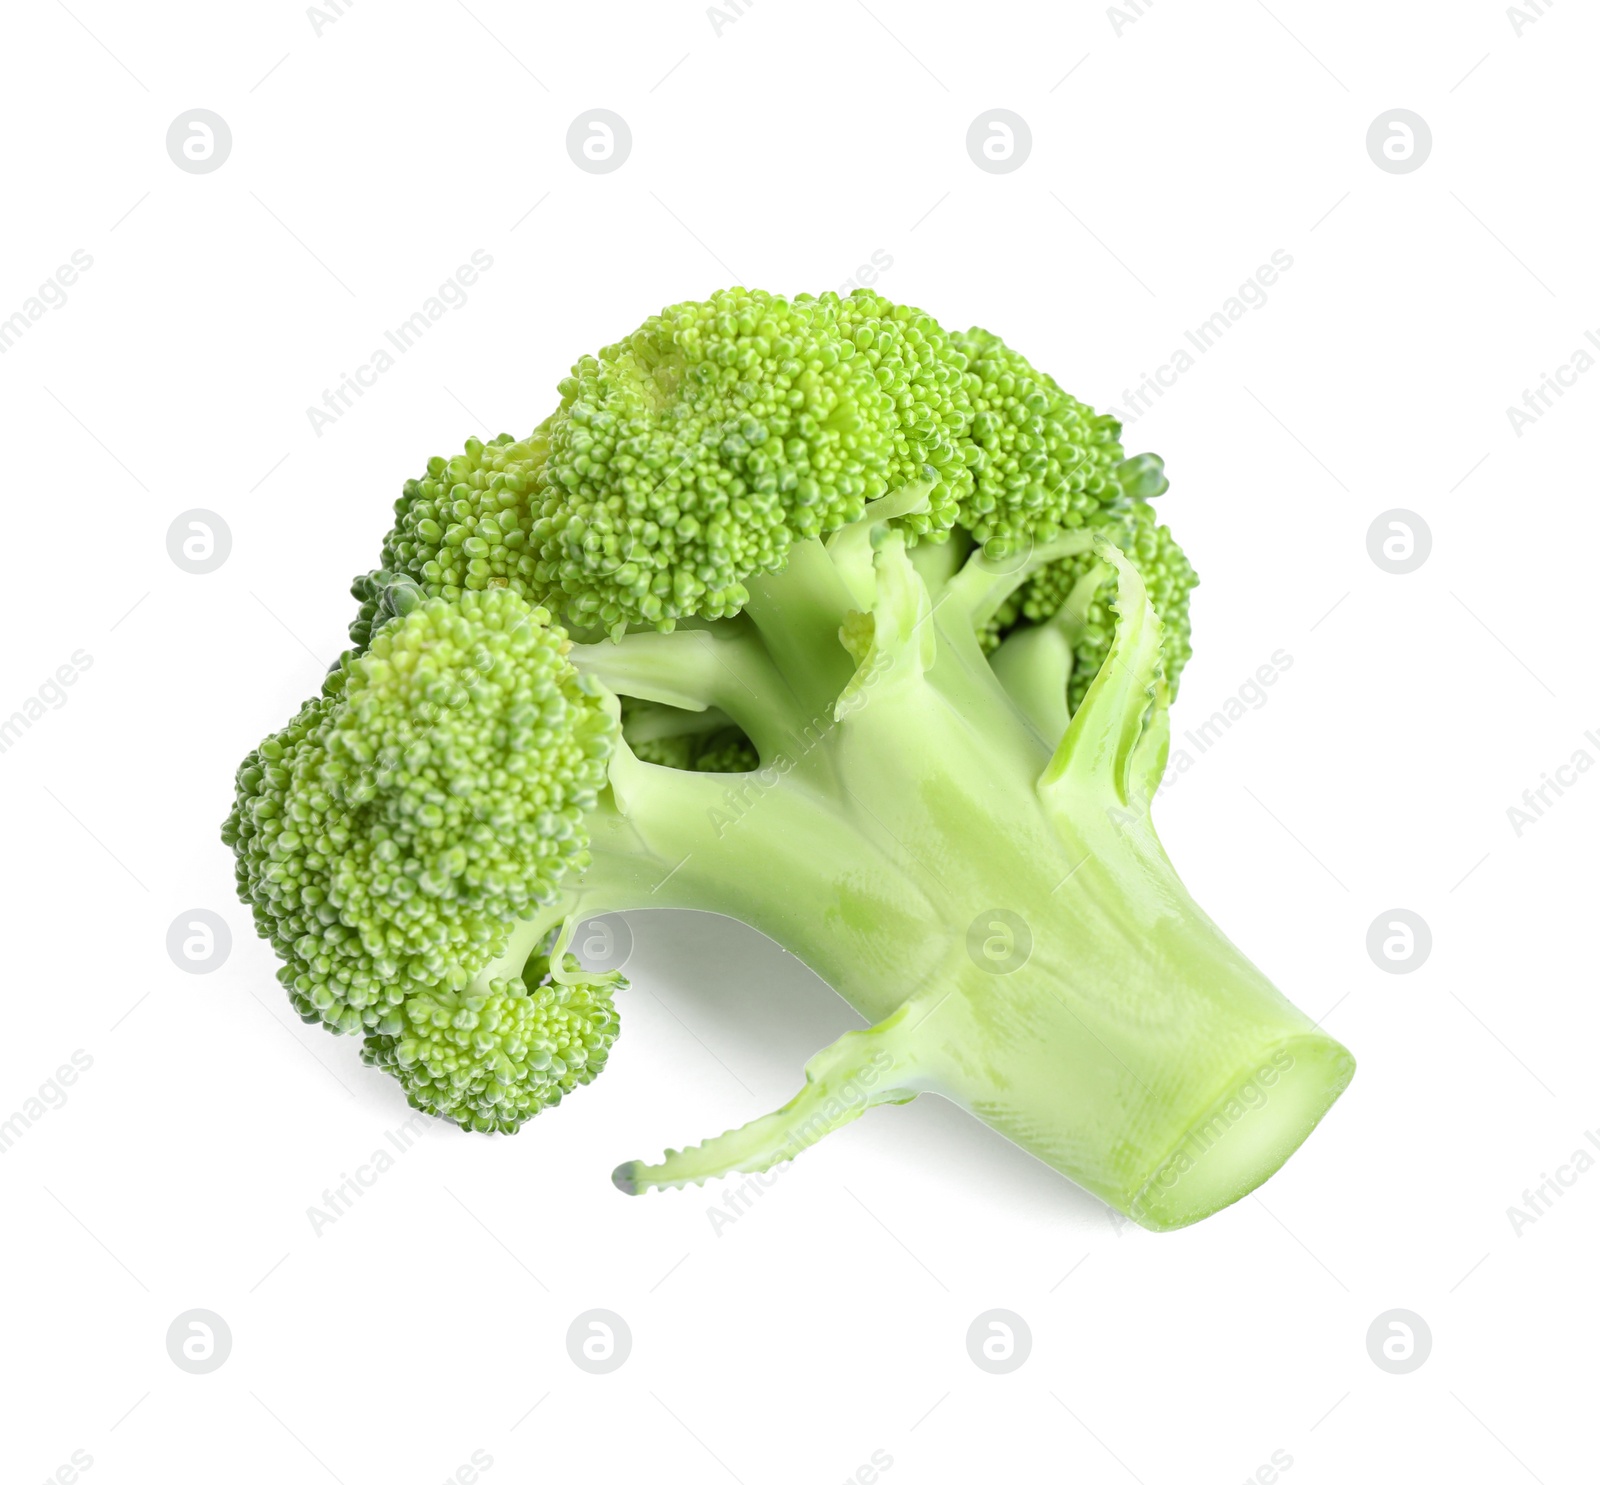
<box><xmin>571</xmin><ymin>620</ymin><xmax>799</xmax><ymax>761</ymax></box>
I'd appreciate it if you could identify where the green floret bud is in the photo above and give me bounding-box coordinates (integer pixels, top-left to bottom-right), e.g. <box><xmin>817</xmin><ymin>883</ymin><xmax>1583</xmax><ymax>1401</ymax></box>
<box><xmin>627</xmin><ymin>732</ymin><xmax>696</xmax><ymax>770</ymax></box>
<box><xmin>950</xmin><ymin>326</ymin><xmax>1127</xmax><ymax>558</ymax></box>
<box><xmin>689</xmin><ymin>728</ymin><xmax>759</xmax><ymax>774</ymax></box>
<box><xmin>616</xmin><ymin>695</ymin><xmax>757</xmax><ymax>771</ymax></box>
<box><xmin>530</xmin><ymin>287</ymin><xmax>965</xmax><ymax>636</ymax></box>
<box><xmin>987</xmin><ymin>501</ymin><xmax>1198</xmax><ymax>705</ymax></box>
<box><xmin>361</xmin><ymin>945</ymin><xmax>622</xmax><ymax>1133</ymax></box>
<box><xmin>824</xmin><ymin>289</ymin><xmax>974</xmax><ymax>541</ymax></box>
<box><xmin>346</xmin><ymin>292</ymin><xmax>1185</xmax><ymax>685</ymax></box>
<box><xmin>348</xmin><ymin>429</ymin><xmax>552</xmax><ymax>652</ymax></box>
<box><xmin>619</xmin><ymin>707</ymin><xmax>757</xmax><ymax>774</ymax></box>
<box><xmin>224</xmin><ymin>588</ymin><xmax>615</xmax><ymax>1035</ymax></box>
<box><xmin>628</xmin><ymin>730</ymin><xmax>757</xmax><ymax>774</ymax></box>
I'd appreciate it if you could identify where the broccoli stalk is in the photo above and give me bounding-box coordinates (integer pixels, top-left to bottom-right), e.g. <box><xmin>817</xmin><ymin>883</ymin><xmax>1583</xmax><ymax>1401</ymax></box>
<box><xmin>525</xmin><ymin>498</ymin><xmax>1354</xmax><ymax>1229</ymax></box>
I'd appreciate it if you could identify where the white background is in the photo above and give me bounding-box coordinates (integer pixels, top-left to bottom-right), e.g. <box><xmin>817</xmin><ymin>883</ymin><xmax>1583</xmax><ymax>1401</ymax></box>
<box><xmin>1</xmin><ymin>1</ymin><xmax>1595</xmax><ymax>1481</ymax></box>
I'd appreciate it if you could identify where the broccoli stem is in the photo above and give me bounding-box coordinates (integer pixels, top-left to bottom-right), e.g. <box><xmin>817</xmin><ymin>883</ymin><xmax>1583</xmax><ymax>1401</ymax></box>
<box><xmin>621</xmin><ymin>702</ymin><xmax>736</xmax><ymax>744</ymax></box>
<box><xmin>741</xmin><ymin>538</ymin><xmax>858</xmax><ymax>721</ymax></box>
<box><xmin>617</xmin><ymin>826</ymin><xmax>1354</xmax><ymax>1231</ymax></box>
<box><xmin>988</xmin><ymin>560</ymin><xmax>1107</xmax><ymax>742</ymax></box>
<box><xmin>570</xmin><ymin>620</ymin><xmax>799</xmax><ymax>763</ymax></box>
<box><xmin>453</xmin><ymin>514</ymin><xmax>1350</xmax><ymax>1229</ymax></box>
<box><xmin>613</xmin><ymin>1002</ymin><xmax>926</xmax><ymax>1193</ymax></box>
<box><xmin>483</xmin><ymin>699</ymin><xmax>1351</xmax><ymax>1229</ymax></box>
<box><xmin>472</xmin><ymin>762</ymin><xmax>949</xmax><ymax>1018</ymax></box>
<box><xmin>896</xmin><ymin>824</ymin><xmax>1352</xmax><ymax>1231</ymax></box>
<box><xmin>602</xmin><ymin>537</ymin><xmax>1355</xmax><ymax>1230</ymax></box>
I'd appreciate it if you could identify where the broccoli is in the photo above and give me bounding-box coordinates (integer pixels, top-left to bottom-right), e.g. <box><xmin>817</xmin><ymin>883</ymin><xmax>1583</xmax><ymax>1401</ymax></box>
<box><xmin>223</xmin><ymin>586</ymin><xmax>623</xmax><ymax>1130</ymax></box>
<box><xmin>226</xmin><ymin>287</ymin><xmax>1353</xmax><ymax>1231</ymax></box>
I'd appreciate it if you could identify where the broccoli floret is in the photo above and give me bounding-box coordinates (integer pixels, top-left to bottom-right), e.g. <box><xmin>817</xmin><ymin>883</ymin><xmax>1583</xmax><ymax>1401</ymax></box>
<box><xmin>949</xmin><ymin>325</ymin><xmax>1127</xmax><ymax>556</ymax></box>
<box><xmin>827</xmin><ymin>289</ymin><xmax>975</xmax><ymax>541</ymax></box>
<box><xmin>227</xmin><ymin>288</ymin><xmax>1353</xmax><ymax>1229</ymax></box>
<box><xmin>346</xmin><ymin>430</ymin><xmax>552</xmax><ymax>652</ymax></box>
<box><xmin>527</xmin><ymin>287</ymin><xmax>984</xmax><ymax>636</ymax></box>
<box><xmin>346</xmin><ymin>290</ymin><xmax>1195</xmax><ymax>691</ymax></box>
<box><xmin>986</xmin><ymin>499</ymin><xmax>1199</xmax><ymax>711</ymax></box>
<box><xmin>948</xmin><ymin>330</ymin><xmax>1198</xmax><ymax>704</ymax></box>
<box><xmin>362</xmin><ymin>943</ymin><xmax>619</xmax><ymax>1132</ymax></box>
<box><xmin>224</xmin><ymin>586</ymin><xmax>620</xmax><ymax>1130</ymax></box>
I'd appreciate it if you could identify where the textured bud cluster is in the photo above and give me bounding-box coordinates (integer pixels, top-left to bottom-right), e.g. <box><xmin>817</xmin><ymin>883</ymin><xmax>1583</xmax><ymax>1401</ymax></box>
<box><xmin>350</xmin><ymin>287</ymin><xmax>1194</xmax><ymax>698</ymax></box>
<box><xmin>224</xmin><ymin>589</ymin><xmax>614</xmax><ymax>1039</ymax></box>
<box><xmin>535</xmin><ymin>289</ymin><xmax>925</xmax><ymax>634</ymax></box>
<box><xmin>987</xmin><ymin>500</ymin><xmax>1198</xmax><ymax>709</ymax></box>
<box><xmin>950</xmin><ymin>327</ymin><xmax>1127</xmax><ymax>558</ymax></box>
<box><xmin>362</xmin><ymin>945</ymin><xmax>620</xmax><ymax>1132</ymax></box>
<box><xmin>347</xmin><ymin>431</ymin><xmax>551</xmax><ymax>652</ymax></box>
